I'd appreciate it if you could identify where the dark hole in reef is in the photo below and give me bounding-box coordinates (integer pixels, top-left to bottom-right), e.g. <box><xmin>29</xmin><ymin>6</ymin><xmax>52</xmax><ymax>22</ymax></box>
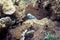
<box><xmin>44</xmin><ymin>3</ymin><xmax>53</xmax><ymax>19</ymax></box>
<box><xmin>0</xmin><ymin>27</ymin><xmax>9</xmax><ymax>40</ymax></box>
<box><xmin>25</xmin><ymin>33</ymin><xmax>33</xmax><ymax>40</ymax></box>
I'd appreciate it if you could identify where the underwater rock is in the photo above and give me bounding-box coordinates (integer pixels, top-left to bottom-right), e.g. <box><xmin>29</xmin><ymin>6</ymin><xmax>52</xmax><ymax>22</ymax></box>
<box><xmin>2</xmin><ymin>0</ymin><xmax>16</xmax><ymax>15</ymax></box>
<box><xmin>25</xmin><ymin>2</ymin><xmax>48</xmax><ymax>20</ymax></box>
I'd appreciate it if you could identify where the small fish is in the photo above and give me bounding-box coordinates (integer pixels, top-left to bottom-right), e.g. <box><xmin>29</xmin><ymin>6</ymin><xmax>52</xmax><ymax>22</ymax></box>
<box><xmin>27</xmin><ymin>13</ymin><xmax>37</xmax><ymax>19</ymax></box>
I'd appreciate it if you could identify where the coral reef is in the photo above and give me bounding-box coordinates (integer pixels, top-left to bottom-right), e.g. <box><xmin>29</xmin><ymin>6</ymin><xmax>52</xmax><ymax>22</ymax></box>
<box><xmin>0</xmin><ymin>0</ymin><xmax>60</xmax><ymax>40</ymax></box>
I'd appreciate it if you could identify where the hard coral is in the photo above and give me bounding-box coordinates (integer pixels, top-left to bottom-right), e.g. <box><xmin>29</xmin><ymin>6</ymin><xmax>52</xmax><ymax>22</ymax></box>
<box><xmin>2</xmin><ymin>0</ymin><xmax>16</xmax><ymax>15</ymax></box>
<box><xmin>0</xmin><ymin>17</ymin><xmax>15</xmax><ymax>29</ymax></box>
